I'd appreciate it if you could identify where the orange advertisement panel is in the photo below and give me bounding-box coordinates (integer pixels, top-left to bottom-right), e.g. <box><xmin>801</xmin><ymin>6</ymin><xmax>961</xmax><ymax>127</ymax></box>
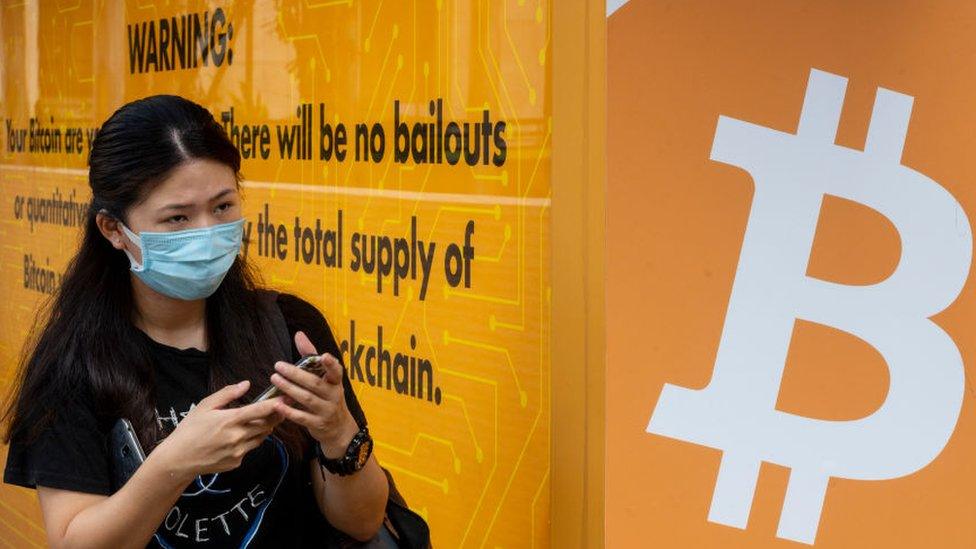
<box><xmin>0</xmin><ymin>2</ymin><xmax>550</xmax><ymax>547</ymax></box>
<box><xmin>608</xmin><ymin>1</ymin><xmax>975</xmax><ymax>547</ymax></box>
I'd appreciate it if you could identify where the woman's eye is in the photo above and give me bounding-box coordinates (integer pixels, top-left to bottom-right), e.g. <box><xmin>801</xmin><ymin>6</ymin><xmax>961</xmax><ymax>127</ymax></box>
<box><xmin>166</xmin><ymin>215</ymin><xmax>188</xmax><ymax>224</ymax></box>
<box><xmin>214</xmin><ymin>202</ymin><xmax>233</xmax><ymax>214</ymax></box>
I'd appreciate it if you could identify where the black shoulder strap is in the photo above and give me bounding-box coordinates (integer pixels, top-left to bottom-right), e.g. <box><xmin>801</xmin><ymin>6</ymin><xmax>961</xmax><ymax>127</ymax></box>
<box><xmin>256</xmin><ymin>288</ymin><xmax>292</xmax><ymax>362</ymax></box>
<box><xmin>258</xmin><ymin>289</ymin><xmax>431</xmax><ymax>547</ymax></box>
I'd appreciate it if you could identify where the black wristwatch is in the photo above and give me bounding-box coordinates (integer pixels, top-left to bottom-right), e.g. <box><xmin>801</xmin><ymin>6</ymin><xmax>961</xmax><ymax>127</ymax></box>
<box><xmin>315</xmin><ymin>426</ymin><xmax>373</xmax><ymax>476</ymax></box>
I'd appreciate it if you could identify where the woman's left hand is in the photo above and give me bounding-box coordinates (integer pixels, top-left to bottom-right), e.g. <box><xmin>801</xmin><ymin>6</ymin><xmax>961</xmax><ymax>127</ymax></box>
<box><xmin>270</xmin><ymin>331</ymin><xmax>360</xmax><ymax>457</ymax></box>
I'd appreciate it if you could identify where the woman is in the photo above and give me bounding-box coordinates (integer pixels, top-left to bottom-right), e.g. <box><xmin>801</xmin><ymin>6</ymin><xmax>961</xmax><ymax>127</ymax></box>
<box><xmin>2</xmin><ymin>95</ymin><xmax>389</xmax><ymax>547</ymax></box>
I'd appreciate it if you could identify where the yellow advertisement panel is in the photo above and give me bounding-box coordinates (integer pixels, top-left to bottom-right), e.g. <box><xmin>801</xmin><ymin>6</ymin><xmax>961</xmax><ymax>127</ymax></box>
<box><xmin>0</xmin><ymin>2</ymin><xmax>551</xmax><ymax>547</ymax></box>
<box><xmin>608</xmin><ymin>0</ymin><xmax>975</xmax><ymax>547</ymax></box>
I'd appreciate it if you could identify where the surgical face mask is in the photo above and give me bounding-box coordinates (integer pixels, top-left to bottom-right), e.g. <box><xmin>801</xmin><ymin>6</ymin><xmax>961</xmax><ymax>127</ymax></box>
<box><xmin>118</xmin><ymin>218</ymin><xmax>245</xmax><ymax>300</ymax></box>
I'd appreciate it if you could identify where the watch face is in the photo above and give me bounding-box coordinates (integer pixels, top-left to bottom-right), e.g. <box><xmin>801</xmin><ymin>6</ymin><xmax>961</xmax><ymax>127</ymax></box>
<box><xmin>356</xmin><ymin>439</ymin><xmax>372</xmax><ymax>468</ymax></box>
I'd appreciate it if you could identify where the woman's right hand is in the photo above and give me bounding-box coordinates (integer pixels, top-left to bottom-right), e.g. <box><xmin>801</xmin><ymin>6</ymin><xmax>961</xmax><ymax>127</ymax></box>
<box><xmin>152</xmin><ymin>380</ymin><xmax>283</xmax><ymax>482</ymax></box>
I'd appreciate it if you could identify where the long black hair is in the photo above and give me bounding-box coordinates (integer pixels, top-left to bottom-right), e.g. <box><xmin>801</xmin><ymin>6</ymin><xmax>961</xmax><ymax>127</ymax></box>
<box><xmin>2</xmin><ymin>95</ymin><xmax>305</xmax><ymax>456</ymax></box>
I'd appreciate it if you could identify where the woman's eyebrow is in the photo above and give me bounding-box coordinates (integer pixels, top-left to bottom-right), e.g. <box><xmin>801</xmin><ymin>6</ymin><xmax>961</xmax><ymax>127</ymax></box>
<box><xmin>209</xmin><ymin>188</ymin><xmax>237</xmax><ymax>202</ymax></box>
<box><xmin>158</xmin><ymin>202</ymin><xmax>191</xmax><ymax>212</ymax></box>
<box><xmin>157</xmin><ymin>189</ymin><xmax>236</xmax><ymax>212</ymax></box>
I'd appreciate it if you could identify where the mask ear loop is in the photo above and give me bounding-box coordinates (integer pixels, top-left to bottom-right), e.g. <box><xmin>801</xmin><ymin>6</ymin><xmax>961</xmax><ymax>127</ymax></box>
<box><xmin>100</xmin><ymin>208</ymin><xmax>146</xmax><ymax>272</ymax></box>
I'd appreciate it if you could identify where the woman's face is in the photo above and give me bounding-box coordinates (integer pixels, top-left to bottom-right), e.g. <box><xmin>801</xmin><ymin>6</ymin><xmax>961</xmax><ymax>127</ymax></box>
<box><xmin>100</xmin><ymin>158</ymin><xmax>242</xmax><ymax>265</ymax></box>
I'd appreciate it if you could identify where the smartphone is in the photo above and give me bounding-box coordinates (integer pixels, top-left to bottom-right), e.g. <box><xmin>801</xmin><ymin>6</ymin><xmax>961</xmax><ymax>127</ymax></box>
<box><xmin>109</xmin><ymin>418</ymin><xmax>146</xmax><ymax>491</ymax></box>
<box><xmin>251</xmin><ymin>355</ymin><xmax>324</xmax><ymax>403</ymax></box>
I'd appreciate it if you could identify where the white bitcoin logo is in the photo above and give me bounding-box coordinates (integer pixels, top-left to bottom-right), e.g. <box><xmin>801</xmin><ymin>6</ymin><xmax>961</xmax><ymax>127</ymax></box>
<box><xmin>647</xmin><ymin>68</ymin><xmax>971</xmax><ymax>545</ymax></box>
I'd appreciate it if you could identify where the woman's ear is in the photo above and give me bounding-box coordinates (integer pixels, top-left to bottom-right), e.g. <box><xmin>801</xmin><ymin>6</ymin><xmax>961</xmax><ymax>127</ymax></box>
<box><xmin>95</xmin><ymin>211</ymin><xmax>127</xmax><ymax>251</ymax></box>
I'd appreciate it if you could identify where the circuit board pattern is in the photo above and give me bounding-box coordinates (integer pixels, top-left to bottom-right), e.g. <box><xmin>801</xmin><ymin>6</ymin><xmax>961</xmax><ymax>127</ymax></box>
<box><xmin>0</xmin><ymin>1</ymin><xmax>551</xmax><ymax>547</ymax></box>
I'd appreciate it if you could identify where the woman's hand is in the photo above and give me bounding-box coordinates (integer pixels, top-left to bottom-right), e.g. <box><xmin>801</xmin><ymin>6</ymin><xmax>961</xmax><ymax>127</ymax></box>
<box><xmin>269</xmin><ymin>331</ymin><xmax>360</xmax><ymax>457</ymax></box>
<box><xmin>154</xmin><ymin>380</ymin><xmax>285</xmax><ymax>482</ymax></box>
<box><xmin>272</xmin><ymin>331</ymin><xmax>389</xmax><ymax>541</ymax></box>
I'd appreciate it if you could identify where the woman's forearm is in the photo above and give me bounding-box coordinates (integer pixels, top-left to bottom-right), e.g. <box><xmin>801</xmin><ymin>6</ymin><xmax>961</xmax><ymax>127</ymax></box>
<box><xmin>58</xmin><ymin>440</ymin><xmax>193</xmax><ymax>549</ymax></box>
<box><xmin>311</xmin><ymin>453</ymin><xmax>389</xmax><ymax>542</ymax></box>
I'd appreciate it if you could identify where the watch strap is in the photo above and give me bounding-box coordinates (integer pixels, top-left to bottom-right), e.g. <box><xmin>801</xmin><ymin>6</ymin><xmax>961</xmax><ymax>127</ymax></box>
<box><xmin>316</xmin><ymin>426</ymin><xmax>372</xmax><ymax>476</ymax></box>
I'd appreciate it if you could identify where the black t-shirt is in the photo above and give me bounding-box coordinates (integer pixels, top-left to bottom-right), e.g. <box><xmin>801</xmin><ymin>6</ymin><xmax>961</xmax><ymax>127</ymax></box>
<box><xmin>3</xmin><ymin>292</ymin><xmax>366</xmax><ymax>548</ymax></box>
